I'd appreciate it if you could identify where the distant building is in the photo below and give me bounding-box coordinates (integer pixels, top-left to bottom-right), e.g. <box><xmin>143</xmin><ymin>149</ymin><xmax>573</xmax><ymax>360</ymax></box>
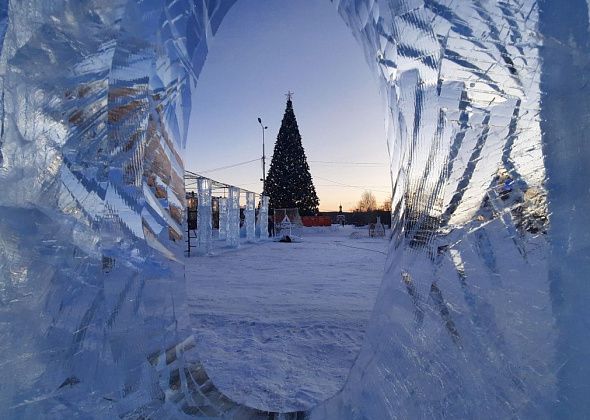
<box><xmin>336</xmin><ymin>204</ymin><xmax>346</xmax><ymax>226</ymax></box>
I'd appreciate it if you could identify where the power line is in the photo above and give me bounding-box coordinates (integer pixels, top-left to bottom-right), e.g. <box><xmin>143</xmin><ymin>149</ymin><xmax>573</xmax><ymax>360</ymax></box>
<box><xmin>190</xmin><ymin>159</ymin><xmax>391</xmax><ymax>195</ymax></box>
<box><xmin>316</xmin><ymin>184</ymin><xmax>391</xmax><ymax>190</ymax></box>
<box><xmin>234</xmin><ymin>181</ymin><xmax>262</xmax><ymax>186</ymax></box>
<box><xmin>193</xmin><ymin>158</ymin><xmax>387</xmax><ymax>174</ymax></box>
<box><xmin>309</xmin><ymin>160</ymin><xmax>387</xmax><ymax>166</ymax></box>
<box><xmin>314</xmin><ymin>175</ymin><xmax>391</xmax><ymax>194</ymax></box>
<box><xmin>196</xmin><ymin>158</ymin><xmax>260</xmax><ymax>174</ymax></box>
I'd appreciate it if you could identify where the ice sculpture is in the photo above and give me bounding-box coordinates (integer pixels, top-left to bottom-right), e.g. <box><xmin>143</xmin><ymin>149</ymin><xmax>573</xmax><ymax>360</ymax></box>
<box><xmin>245</xmin><ymin>191</ymin><xmax>256</xmax><ymax>242</ymax></box>
<box><xmin>0</xmin><ymin>0</ymin><xmax>588</xmax><ymax>418</ymax></box>
<box><xmin>226</xmin><ymin>186</ymin><xmax>240</xmax><ymax>248</ymax></box>
<box><xmin>218</xmin><ymin>197</ymin><xmax>229</xmax><ymax>240</ymax></box>
<box><xmin>373</xmin><ymin>216</ymin><xmax>385</xmax><ymax>237</ymax></box>
<box><xmin>312</xmin><ymin>1</ymin><xmax>588</xmax><ymax>418</ymax></box>
<box><xmin>258</xmin><ymin>195</ymin><xmax>269</xmax><ymax>239</ymax></box>
<box><xmin>196</xmin><ymin>178</ymin><xmax>212</xmax><ymax>255</ymax></box>
<box><xmin>0</xmin><ymin>1</ymin><xmax>192</xmax><ymax>417</ymax></box>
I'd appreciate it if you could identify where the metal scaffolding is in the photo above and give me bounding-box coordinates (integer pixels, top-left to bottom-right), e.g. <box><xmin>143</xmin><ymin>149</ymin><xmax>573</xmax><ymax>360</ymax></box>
<box><xmin>184</xmin><ymin>171</ymin><xmax>266</xmax><ymax>256</ymax></box>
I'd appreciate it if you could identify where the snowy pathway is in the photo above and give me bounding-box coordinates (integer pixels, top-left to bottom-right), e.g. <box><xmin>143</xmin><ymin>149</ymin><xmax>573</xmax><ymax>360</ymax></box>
<box><xmin>185</xmin><ymin>226</ymin><xmax>387</xmax><ymax>412</ymax></box>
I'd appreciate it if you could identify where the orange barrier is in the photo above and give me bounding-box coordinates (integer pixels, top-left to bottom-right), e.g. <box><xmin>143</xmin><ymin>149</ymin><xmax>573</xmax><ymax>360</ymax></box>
<box><xmin>301</xmin><ymin>216</ymin><xmax>332</xmax><ymax>227</ymax></box>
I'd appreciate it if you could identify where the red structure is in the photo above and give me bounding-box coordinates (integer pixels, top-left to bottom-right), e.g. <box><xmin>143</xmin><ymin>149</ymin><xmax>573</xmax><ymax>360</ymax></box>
<box><xmin>301</xmin><ymin>216</ymin><xmax>332</xmax><ymax>227</ymax></box>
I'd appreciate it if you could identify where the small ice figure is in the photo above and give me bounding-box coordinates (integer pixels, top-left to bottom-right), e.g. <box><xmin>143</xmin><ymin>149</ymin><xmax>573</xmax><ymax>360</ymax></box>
<box><xmin>374</xmin><ymin>216</ymin><xmax>385</xmax><ymax>237</ymax></box>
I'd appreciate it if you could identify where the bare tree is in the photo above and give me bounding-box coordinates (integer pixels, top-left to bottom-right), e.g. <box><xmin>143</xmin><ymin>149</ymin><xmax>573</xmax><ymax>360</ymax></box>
<box><xmin>356</xmin><ymin>190</ymin><xmax>377</xmax><ymax>212</ymax></box>
<box><xmin>382</xmin><ymin>195</ymin><xmax>392</xmax><ymax>212</ymax></box>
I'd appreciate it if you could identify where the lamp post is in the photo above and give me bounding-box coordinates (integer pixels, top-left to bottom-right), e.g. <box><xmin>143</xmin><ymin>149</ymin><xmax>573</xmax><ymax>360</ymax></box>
<box><xmin>257</xmin><ymin>117</ymin><xmax>268</xmax><ymax>193</ymax></box>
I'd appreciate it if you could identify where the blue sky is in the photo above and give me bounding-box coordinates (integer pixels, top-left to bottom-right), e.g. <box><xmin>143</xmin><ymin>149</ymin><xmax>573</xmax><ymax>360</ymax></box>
<box><xmin>185</xmin><ymin>0</ymin><xmax>390</xmax><ymax>211</ymax></box>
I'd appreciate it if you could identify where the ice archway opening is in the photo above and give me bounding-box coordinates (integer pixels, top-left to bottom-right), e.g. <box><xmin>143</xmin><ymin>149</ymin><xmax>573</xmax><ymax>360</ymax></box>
<box><xmin>183</xmin><ymin>1</ymin><xmax>390</xmax><ymax>412</ymax></box>
<box><xmin>0</xmin><ymin>0</ymin><xmax>589</xmax><ymax>419</ymax></box>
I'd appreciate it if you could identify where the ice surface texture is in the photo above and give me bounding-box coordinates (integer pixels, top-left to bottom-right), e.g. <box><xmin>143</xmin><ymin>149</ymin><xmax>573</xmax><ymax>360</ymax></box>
<box><xmin>227</xmin><ymin>186</ymin><xmax>240</xmax><ymax>248</ymax></box>
<box><xmin>0</xmin><ymin>0</ymin><xmax>588</xmax><ymax>418</ymax></box>
<box><xmin>245</xmin><ymin>191</ymin><xmax>255</xmax><ymax>241</ymax></box>
<box><xmin>218</xmin><ymin>197</ymin><xmax>228</xmax><ymax>241</ymax></box>
<box><xmin>258</xmin><ymin>195</ymin><xmax>269</xmax><ymax>239</ymax></box>
<box><xmin>197</xmin><ymin>178</ymin><xmax>212</xmax><ymax>255</ymax></box>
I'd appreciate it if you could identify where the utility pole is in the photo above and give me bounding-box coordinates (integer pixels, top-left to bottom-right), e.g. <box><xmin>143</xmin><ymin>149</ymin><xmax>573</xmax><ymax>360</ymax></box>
<box><xmin>257</xmin><ymin>117</ymin><xmax>268</xmax><ymax>193</ymax></box>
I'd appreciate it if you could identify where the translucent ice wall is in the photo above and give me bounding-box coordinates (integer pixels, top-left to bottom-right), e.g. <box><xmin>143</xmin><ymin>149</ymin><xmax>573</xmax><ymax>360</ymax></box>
<box><xmin>0</xmin><ymin>0</ymin><xmax>235</xmax><ymax>417</ymax></box>
<box><xmin>245</xmin><ymin>191</ymin><xmax>256</xmax><ymax>241</ymax></box>
<box><xmin>312</xmin><ymin>0</ymin><xmax>590</xmax><ymax>418</ymax></box>
<box><xmin>218</xmin><ymin>197</ymin><xmax>228</xmax><ymax>240</ymax></box>
<box><xmin>196</xmin><ymin>178</ymin><xmax>212</xmax><ymax>255</ymax></box>
<box><xmin>227</xmin><ymin>186</ymin><xmax>240</xmax><ymax>248</ymax></box>
<box><xmin>0</xmin><ymin>0</ymin><xmax>588</xmax><ymax>418</ymax></box>
<box><xmin>258</xmin><ymin>195</ymin><xmax>269</xmax><ymax>239</ymax></box>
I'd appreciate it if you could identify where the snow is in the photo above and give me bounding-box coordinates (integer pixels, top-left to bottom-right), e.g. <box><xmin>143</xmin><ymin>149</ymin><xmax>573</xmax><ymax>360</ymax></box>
<box><xmin>1</xmin><ymin>0</ymin><xmax>587</xmax><ymax>417</ymax></box>
<box><xmin>185</xmin><ymin>225</ymin><xmax>387</xmax><ymax>412</ymax></box>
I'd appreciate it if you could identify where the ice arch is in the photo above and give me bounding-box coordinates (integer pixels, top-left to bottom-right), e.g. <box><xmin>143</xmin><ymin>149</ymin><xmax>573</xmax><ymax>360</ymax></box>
<box><xmin>0</xmin><ymin>0</ymin><xmax>588</xmax><ymax>418</ymax></box>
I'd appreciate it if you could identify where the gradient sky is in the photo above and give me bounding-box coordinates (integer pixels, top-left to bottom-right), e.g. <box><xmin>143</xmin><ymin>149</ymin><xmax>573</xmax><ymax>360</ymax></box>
<box><xmin>185</xmin><ymin>0</ymin><xmax>390</xmax><ymax>211</ymax></box>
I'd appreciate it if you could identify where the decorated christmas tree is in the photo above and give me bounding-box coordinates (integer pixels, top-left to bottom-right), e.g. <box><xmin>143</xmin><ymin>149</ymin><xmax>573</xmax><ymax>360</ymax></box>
<box><xmin>265</xmin><ymin>93</ymin><xmax>319</xmax><ymax>216</ymax></box>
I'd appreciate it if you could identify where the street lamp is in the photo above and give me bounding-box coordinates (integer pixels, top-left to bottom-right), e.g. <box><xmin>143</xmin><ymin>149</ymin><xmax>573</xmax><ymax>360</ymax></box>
<box><xmin>257</xmin><ymin>117</ymin><xmax>268</xmax><ymax>193</ymax></box>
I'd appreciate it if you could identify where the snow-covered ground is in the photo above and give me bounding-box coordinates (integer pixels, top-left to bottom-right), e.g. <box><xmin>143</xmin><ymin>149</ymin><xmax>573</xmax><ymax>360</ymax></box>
<box><xmin>185</xmin><ymin>225</ymin><xmax>387</xmax><ymax>412</ymax></box>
